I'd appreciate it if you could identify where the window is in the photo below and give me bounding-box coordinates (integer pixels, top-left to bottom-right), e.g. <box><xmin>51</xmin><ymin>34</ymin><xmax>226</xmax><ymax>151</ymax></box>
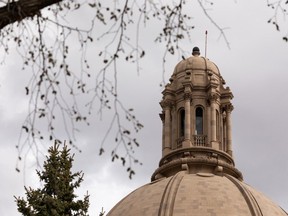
<box><xmin>179</xmin><ymin>109</ymin><xmax>185</xmax><ymax>137</ymax></box>
<box><xmin>195</xmin><ymin>107</ymin><xmax>203</xmax><ymax>135</ymax></box>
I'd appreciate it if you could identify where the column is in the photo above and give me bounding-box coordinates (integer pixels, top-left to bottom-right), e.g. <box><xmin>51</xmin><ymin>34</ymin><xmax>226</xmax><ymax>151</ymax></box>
<box><xmin>210</xmin><ymin>93</ymin><xmax>219</xmax><ymax>149</ymax></box>
<box><xmin>183</xmin><ymin>93</ymin><xmax>192</xmax><ymax>148</ymax></box>
<box><xmin>211</xmin><ymin>102</ymin><xmax>216</xmax><ymax>140</ymax></box>
<box><xmin>223</xmin><ymin>115</ymin><xmax>227</xmax><ymax>152</ymax></box>
<box><xmin>163</xmin><ymin>103</ymin><xmax>172</xmax><ymax>155</ymax></box>
<box><xmin>225</xmin><ymin>104</ymin><xmax>234</xmax><ymax>157</ymax></box>
<box><xmin>206</xmin><ymin>101</ymin><xmax>211</xmax><ymax>146</ymax></box>
<box><xmin>220</xmin><ymin>108</ymin><xmax>225</xmax><ymax>151</ymax></box>
<box><xmin>159</xmin><ymin>112</ymin><xmax>165</xmax><ymax>155</ymax></box>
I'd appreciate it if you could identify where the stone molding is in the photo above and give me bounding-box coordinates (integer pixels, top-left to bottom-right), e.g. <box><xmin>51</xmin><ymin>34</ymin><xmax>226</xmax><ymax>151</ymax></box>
<box><xmin>183</xmin><ymin>92</ymin><xmax>192</xmax><ymax>101</ymax></box>
<box><xmin>152</xmin><ymin>155</ymin><xmax>243</xmax><ymax>181</ymax></box>
<box><xmin>152</xmin><ymin>147</ymin><xmax>243</xmax><ymax>181</ymax></box>
<box><xmin>160</xmin><ymin>99</ymin><xmax>175</xmax><ymax>109</ymax></box>
<box><xmin>208</xmin><ymin>93</ymin><xmax>220</xmax><ymax>102</ymax></box>
<box><xmin>223</xmin><ymin>103</ymin><xmax>234</xmax><ymax>113</ymax></box>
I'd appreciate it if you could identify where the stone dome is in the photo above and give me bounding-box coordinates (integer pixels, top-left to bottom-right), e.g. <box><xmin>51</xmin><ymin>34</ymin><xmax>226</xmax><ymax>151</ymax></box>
<box><xmin>107</xmin><ymin>171</ymin><xmax>287</xmax><ymax>216</ymax></box>
<box><xmin>107</xmin><ymin>48</ymin><xmax>287</xmax><ymax>216</ymax></box>
<box><xmin>173</xmin><ymin>55</ymin><xmax>220</xmax><ymax>76</ymax></box>
<box><xmin>169</xmin><ymin>52</ymin><xmax>223</xmax><ymax>91</ymax></box>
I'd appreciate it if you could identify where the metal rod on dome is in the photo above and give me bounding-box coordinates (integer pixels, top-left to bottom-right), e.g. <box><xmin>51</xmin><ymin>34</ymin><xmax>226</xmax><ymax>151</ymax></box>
<box><xmin>205</xmin><ymin>30</ymin><xmax>208</xmax><ymax>58</ymax></box>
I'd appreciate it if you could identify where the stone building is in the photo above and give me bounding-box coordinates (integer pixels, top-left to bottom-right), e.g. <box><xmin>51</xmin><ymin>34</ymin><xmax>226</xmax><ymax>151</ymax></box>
<box><xmin>107</xmin><ymin>47</ymin><xmax>288</xmax><ymax>215</ymax></box>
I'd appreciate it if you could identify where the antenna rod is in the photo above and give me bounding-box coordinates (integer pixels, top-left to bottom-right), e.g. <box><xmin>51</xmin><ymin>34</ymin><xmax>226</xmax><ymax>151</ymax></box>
<box><xmin>205</xmin><ymin>30</ymin><xmax>208</xmax><ymax>58</ymax></box>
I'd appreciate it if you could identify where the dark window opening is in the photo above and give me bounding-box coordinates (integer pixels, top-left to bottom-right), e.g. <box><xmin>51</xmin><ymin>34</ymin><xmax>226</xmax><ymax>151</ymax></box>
<box><xmin>196</xmin><ymin>107</ymin><xmax>203</xmax><ymax>135</ymax></box>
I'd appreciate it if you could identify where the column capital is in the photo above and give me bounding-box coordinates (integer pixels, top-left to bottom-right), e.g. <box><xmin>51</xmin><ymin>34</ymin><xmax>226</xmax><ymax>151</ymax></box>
<box><xmin>160</xmin><ymin>99</ymin><xmax>174</xmax><ymax>109</ymax></box>
<box><xmin>208</xmin><ymin>93</ymin><xmax>220</xmax><ymax>103</ymax></box>
<box><xmin>223</xmin><ymin>103</ymin><xmax>234</xmax><ymax>113</ymax></box>
<box><xmin>210</xmin><ymin>77</ymin><xmax>219</xmax><ymax>88</ymax></box>
<box><xmin>184</xmin><ymin>92</ymin><xmax>192</xmax><ymax>101</ymax></box>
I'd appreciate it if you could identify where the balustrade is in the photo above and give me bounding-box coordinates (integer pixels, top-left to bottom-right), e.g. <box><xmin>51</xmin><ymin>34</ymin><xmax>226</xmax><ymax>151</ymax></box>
<box><xmin>193</xmin><ymin>135</ymin><xmax>207</xmax><ymax>147</ymax></box>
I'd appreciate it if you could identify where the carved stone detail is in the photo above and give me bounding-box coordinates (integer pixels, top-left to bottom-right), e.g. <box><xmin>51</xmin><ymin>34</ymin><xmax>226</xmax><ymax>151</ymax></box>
<box><xmin>151</xmin><ymin>148</ymin><xmax>243</xmax><ymax>181</ymax></box>
<box><xmin>209</xmin><ymin>93</ymin><xmax>219</xmax><ymax>102</ymax></box>
<box><xmin>206</xmin><ymin>98</ymin><xmax>211</xmax><ymax>106</ymax></box>
<box><xmin>223</xmin><ymin>104</ymin><xmax>234</xmax><ymax>113</ymax></box>
<box><xmin>160</xmin><ymin>99</ymin><xmax>175</xmax><ymax>109</ymax></box>
<box><xmin>184</xmin><ymin>92</ymin><xmax>192</xmax><ymax>101</ymax></box>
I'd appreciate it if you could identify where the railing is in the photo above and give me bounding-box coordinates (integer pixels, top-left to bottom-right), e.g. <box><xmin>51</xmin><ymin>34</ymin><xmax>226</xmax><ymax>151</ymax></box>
<box><xmin>176</xmin><ymin>135</ymin><xmax>207</xmax><ymax>148</ymax></box>
<box><xmin>177</xmin><ymin>137</ymin><xmax>184</xmax><ymax>148</ymax></box>
<box><xmin>193</xmin><ymin>135</ymin><xmax>207</xmax><ymax>147</ymax></box>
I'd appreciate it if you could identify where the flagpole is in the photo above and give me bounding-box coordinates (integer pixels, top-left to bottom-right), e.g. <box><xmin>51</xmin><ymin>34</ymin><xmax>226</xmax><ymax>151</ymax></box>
<box><xmin>205</xmin><ymin>30</ymin><xmax>208</xmax><ymax>58</ymax></box>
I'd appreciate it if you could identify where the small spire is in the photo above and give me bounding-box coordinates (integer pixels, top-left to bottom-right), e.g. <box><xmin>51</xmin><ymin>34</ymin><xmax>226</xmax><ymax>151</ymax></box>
<box><xmin>205</xmin><ymin>31</ymin><xmax>208</xmax><ymax>58</ymax></box>
<box><xmin>192</xmin><ymin>47</ymin><xmax>200</xmax><ymax>56</ymax></box>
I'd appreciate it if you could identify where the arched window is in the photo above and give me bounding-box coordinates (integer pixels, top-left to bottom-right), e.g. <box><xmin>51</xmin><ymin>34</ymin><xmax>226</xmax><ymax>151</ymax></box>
<box><xmin>195</xmin><ymin>107</ymin><xmax>203</xmax><ymax>135</ymax></box>
<box><xmin>179</xmin><ymin>109</ymin><xmax>185</xmax><ymax>137</ymax></box>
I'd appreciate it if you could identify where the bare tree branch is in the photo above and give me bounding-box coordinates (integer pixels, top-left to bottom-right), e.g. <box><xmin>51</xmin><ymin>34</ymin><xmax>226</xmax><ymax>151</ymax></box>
<box><xmin>197</xmin><ymin>0</ymin><xmax>230</xmax><ymax>49</ymax></box>
<box><xmin>266</xmin><ymin>0</ymin><xmax>288</xmax><ymax>41</ymax></box>
<box><xmin>0</xmin><ymin>0</ymin><xmax>62</xmax><ymax>29</ymax></box>
<box><xmin>0</xmin><ymin>0</ymin><xmax>247</xmax><ymax>177</ymax></box>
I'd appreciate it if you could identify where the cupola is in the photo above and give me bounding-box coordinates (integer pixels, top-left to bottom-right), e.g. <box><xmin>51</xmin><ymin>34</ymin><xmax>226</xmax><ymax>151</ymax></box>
<box><xmin>154</xmin><ymin>47</ymin><xmax>241</xmax><ymax>180</ymax></box>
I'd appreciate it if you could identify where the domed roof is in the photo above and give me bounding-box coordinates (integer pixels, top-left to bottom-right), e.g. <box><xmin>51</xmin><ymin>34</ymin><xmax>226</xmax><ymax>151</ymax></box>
<box><xmin>107</xmin><ymin>47</ymin><xmax>287</xmax><ymax>216</ymax></box>
<box><xmin>107</xmin><ymin>171</ymin><xmax>287</xmax><ymax>216</ymax></box>
<box><xmin>173</xmin><ymin>54</ymin><xmax>220</xmax><ymax>76</ymax></box>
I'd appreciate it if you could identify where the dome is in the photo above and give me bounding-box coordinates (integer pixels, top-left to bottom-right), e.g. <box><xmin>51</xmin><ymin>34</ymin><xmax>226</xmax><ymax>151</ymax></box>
<box><xmin>173</xmin><ymin>55</ymin><xmax>220</xmax><ymax>76</ymax></box>
<box><xmin>107</xmin><ymin>172</ymin><xmax>287</xmax><ymax>216</ymax></box>
<box><xmin>169</xmin><ymin>51</ymin><xmax>222</xmax><ymax>90</ymax></box>
<box><xmin>107</xmin><ymin>47</ymin><xmax>287</xmax><ymax>215</ymax></box>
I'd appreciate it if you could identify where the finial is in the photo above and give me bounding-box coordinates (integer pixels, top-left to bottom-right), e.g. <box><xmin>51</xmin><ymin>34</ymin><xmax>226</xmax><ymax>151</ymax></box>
<box><xmin>205</xmin><ymin>30</ymin><xmax>208</xmax><ymax>58</ymax></box>
<box><xmin>192</xmin><ymin>47</ymin><xmax>200</xmax><ymax>56</ymax></box>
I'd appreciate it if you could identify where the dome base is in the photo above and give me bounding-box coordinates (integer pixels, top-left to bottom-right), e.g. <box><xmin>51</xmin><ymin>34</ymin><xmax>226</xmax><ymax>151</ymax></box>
<box><xmin>151</xmin><ymin>147</ymin><xmax>243</xmax><ymax>181</ymax></box>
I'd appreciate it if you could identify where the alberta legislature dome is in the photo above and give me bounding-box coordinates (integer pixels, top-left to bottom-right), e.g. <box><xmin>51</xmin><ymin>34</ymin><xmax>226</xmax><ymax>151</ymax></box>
<box><xmin>107</xmin><ymin>47</ymin><xmax>288</xmax><ymax>216</ymax></box>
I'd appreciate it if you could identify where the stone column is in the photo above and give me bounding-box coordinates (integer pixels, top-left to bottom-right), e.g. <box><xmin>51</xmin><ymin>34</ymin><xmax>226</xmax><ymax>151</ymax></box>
<box><xmin>171</xmin><ymin>109</ymin><xmax>176</xmax><ymax>150</ymax></box>
<box><xmin>225</xmin><ymin>104</ymin><xmax>234</xmax><ymax>157</ymax></box>
<box><xmin>159</xmin><ymin>112</ymin><xmax>165</xmax><ymax>155</ymax></box>
<box><xmin>220</xmin><ymin>109</ymin><xmax>224</xmax><ymax>150</ymax></box>
<box><xmin>183</xmin><ymin>93</ymin><xmax>192</xmax><ymax>148</ymax></box>
<box><xmin>210</xmin><ymin>93</ymin><xmax>219</xmax><ymax>149</ymax></box>
<box><xmin>206</xmin><ymin>100</ymin><xmax>211</xmax><ymax>146</ymax></box>
<box><xmin>163</xmin><ymin>102</ymin><xmax>172</xmax><ymax>155</ymax></box>
<box><xmin>223</xmin><ymin>114</ymin><xmax>227</xmax><ymax>152</ymax></box>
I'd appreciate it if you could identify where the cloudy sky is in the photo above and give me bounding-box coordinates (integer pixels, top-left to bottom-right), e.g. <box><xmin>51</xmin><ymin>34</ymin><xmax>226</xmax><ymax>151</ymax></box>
<box><xmin>0</xmin><ymin>0</ymin><xmax>288</xmax><ymax>215</ymax></box>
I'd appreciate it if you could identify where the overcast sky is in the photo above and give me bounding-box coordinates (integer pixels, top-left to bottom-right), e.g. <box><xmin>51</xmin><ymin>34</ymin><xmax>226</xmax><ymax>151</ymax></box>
<box><xmin>0</xmin><ymin>1</ymin><xmax>288</xmax><ymax>215</ymax></box>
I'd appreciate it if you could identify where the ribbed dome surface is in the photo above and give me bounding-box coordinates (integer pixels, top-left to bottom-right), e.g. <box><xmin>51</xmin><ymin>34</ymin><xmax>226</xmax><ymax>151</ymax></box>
<box><xmin>173</xmin><ymin>55</ymin><xmax>220</xmax><ymax>76</ymax></box>
<box><xmin>107</xmin><ymin>172</ymin><xmax>287</xmax><ymax>216</ymax></box>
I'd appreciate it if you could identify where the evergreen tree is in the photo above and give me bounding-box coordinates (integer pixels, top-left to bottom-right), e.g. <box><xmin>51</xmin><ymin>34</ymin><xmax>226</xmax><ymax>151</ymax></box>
<box><xmin>15</xmin><ymin>143</ymin><xmax>90</xmax><ymax>216</ymax></box>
